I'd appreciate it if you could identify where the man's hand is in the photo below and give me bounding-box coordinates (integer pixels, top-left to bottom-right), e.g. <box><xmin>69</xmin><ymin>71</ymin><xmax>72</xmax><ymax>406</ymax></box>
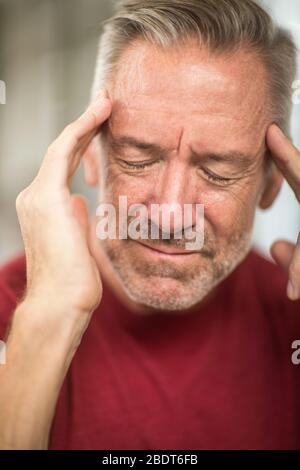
<box><xmin>0</xmin><ymin>91</ymin><xmax>112</xmax><ymax>450</ymax></box>
<box><xmin>266</xmin><ymin>124</ymin><xmax>300</xmax><ymax>301</ymax></box>
<box><xmin>16</xmin><ymin>90</ymin><xmax>111</xmax><ymax>315</ymax></box>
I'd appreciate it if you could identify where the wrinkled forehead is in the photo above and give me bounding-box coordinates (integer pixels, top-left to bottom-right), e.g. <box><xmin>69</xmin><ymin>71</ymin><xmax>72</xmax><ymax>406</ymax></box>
<box><xmin>108</xmin><ymin>40</ymin><xmax>271</xmax><ymax>154</ymax></box>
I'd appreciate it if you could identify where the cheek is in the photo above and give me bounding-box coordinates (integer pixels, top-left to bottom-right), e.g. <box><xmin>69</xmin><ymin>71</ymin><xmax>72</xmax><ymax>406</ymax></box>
<box><xmin>103</xmin><ymin>164</ymin><xmax>153</xmax><ymax>207</ymax></box>
<box><xmin>203</xmin><ymin>184</ymin><xmax>259</xmax><ymax>238</ymax></box>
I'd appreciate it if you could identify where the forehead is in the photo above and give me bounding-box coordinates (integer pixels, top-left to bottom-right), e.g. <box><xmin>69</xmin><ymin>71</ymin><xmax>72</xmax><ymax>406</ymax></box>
<box><xmin>109</xmin><ymin>40</ymin><xmax>270</xmax><ymax>154</ymax></box>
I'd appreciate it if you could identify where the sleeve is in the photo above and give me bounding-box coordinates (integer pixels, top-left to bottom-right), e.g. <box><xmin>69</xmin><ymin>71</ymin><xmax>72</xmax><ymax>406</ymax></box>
<box><xmin>0</xmin><ymin>279</ymin><xmax>18</xmax><ymax>341</ymax></box>
<box><xmin>0</xmin><ymin>253</ymin><xmax>26</xmax><ymax>340</ymax></box>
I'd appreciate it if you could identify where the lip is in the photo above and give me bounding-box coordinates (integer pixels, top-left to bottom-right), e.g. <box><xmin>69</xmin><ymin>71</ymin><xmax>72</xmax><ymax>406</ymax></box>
<box><xmin>135</xmin><ymin>240</ymin><xmax>198</xmax><ymax>256</ymax></box>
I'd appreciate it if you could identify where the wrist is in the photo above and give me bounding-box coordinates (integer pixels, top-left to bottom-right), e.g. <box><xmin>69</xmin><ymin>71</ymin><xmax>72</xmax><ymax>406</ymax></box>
<box><xmin>9</xmin><ymin>296</ymin><xmax>92</xmax><ymax>361</ymax></box>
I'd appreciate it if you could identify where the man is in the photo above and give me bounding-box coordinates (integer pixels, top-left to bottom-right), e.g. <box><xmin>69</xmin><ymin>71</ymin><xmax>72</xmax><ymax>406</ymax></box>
<box><xmin>0</xmin><ymin>0</ymin><xmax>299</xmax><ymax>450</ymax></box>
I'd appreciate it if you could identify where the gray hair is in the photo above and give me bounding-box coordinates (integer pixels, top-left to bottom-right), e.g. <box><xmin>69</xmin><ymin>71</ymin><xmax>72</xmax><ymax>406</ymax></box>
<box><xmin>91</xmin><ymin>0</ymin><xmax>297</xmax><ymax>133</ymax></box>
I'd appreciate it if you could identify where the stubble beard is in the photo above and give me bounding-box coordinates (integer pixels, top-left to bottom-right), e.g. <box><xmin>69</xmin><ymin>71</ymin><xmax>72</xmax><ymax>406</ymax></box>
<box><xmin>101</xmin><ymin>230</ymin><xmax>253</xmax><ymax>313</ymax></box>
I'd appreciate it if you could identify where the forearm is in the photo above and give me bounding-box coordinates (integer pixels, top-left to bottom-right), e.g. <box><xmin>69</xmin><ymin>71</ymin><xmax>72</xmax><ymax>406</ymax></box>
<box><xmin>0</xmin><ymin>91</ymin><xmax>108</xmax><ymax>450</ymax></box>
<box><xmin>0</xmin><ymin>297</ymin><xmax>91</xmax><ymax>450</ymax></box>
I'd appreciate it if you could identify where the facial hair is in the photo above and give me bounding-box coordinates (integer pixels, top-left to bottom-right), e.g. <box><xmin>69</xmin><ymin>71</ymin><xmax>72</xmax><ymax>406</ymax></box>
<box><xmin>100</xmin><ymin>227</ymin><xmax>252</xmax><ymax>313</ymax></box>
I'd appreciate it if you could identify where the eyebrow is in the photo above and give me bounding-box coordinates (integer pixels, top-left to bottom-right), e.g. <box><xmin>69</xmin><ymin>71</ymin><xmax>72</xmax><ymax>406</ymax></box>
<box><xmin>107</xmin><ymin>131</ymin><xmax>256</xmax><ymax>168</ymax></box>
<box><xmin>190</xmin><ymin>150</ymin><xmax>255</xmax><ymax>169</ymax></box>
<box><xmin>107</xmin><ymin>133</ymin><xmax>165</xmax><ymax>158</ymax></box>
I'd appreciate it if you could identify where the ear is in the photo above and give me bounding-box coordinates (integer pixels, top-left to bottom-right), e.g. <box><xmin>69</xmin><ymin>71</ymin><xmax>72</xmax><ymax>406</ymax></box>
<box><xmin>83</xmin><ymin>137</ymin><xmax>101</xmax><ymax>187</ymax></box>
<box><xmin>258</xmin><ymin>161</ymin><xmax>283</xmax><ymax>210</ymax></box>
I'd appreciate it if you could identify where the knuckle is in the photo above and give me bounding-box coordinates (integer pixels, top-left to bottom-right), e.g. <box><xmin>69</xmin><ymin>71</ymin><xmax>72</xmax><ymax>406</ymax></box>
<box><xmin>15</xmin><ymin>192</ymin><xmax>24</xmax><ymax>211</ymax></box>
<box><xmin>62</xmin><ymin>122</ymin><xmax>80</xmax><ymax>146</ymax></box>
<box><xmin>46</xmin><ymin>142</ymin><xmax>57</xmax><ymax>158</ymax></box>
<box><xmin>15</xmin><ymin>189</ymin><xmax>30</xmax><ymax>212</ymax></box>
<box><xmin>64</xmin><ymin>123</ymin><xmax>74</xmax><ymax>134</ymax></box>
<box><xmin>65</xmin><ymin>121</ymin><xmax>78</xmax><ymax>135</ymax></box>
<box><xmin>16</xmin><ymin>182</ymin><xmax>42</xmax><ymax>215</ymax></box>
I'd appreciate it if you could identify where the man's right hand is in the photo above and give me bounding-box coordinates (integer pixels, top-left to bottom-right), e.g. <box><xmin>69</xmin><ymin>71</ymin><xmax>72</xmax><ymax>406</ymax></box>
<box><xmin>0</xmin><ymin>90</ymin><xmax>112</xmax><ymax>450</ymax></box>
<box><xmin>16</xmin><ymin>90</ymin><xmax>112</xmax><ymax>316</ymax></box>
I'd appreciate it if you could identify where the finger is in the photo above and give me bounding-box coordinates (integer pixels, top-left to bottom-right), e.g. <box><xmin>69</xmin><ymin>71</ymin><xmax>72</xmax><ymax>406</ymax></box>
<box><xmin>287</xmin><ymin>233</ymin><xmax>300</xmax><ymax>301</ymax></box>
<box><xmin>270</xmin><ymin>240</ymin><xmax>294</xmax><ymax>270</ymax></box>
<box><xmin>271</xmin><ymin>237</ymin><xmax>300</xmax><ymax>301</ymax></box>
<box><xmin>36</xmin><ymin>90</ymin><xmax>112</xmax><ymax>188</ymax></box>
<box><xmin>266</xmin><ymin>124</ymin><xmax>300</xmax><ymax>201</ymax></box>
<box><xmin>67</xmin><ymin>129</ymin><xmax>100</xmax><ymax>183</ymax></box>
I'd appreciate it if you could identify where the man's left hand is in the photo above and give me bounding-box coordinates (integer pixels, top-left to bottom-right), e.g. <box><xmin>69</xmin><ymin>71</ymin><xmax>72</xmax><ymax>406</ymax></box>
<box><xmin>267</xmin><ymin>124</ymin><xmax>300</xmax><ymax>301</ymax></box>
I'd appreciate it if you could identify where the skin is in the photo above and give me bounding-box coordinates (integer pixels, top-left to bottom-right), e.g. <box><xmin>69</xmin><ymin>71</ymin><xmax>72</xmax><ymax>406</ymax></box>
<box><xmin>0</xmin><ymin>40</ymin><xmax>299</xmax><ymax>449</ymax></box>
<box><xmin>84</xmin><ymin>40</ymin><xmax>283</xmax><ymax>312</ymax></box>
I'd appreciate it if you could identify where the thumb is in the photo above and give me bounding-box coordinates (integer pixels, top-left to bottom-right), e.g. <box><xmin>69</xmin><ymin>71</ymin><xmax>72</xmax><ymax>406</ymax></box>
<box><xmin>270</xmin><ymin>240</ymin><xmax>295</xmax><ymax>271</ymax></box>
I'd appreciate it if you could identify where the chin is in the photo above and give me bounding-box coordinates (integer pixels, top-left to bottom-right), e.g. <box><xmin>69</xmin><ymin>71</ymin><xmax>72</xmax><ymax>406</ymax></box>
<box><xmin>102</xmin><ymin>233</ymin><xmax>253</xmax><ymax>313</ymax></box>
<box><xmin>119</xmin><ymin>274</ymin><xmax>211</xmax><ymax>313</ymax></box>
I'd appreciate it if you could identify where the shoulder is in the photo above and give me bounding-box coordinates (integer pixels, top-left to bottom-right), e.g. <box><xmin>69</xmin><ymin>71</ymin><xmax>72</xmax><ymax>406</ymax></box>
<box><xmin>0</xmin><ymin>253</ymin><xmax>27</xmax><ymax>337</ymax></box>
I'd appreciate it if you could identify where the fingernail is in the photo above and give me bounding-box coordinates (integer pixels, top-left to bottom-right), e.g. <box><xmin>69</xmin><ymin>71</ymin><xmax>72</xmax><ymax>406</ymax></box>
<box><xmin>287</xmin><ymin>280</ymin><xmax>298</xmax><ymax>300</ymax></box>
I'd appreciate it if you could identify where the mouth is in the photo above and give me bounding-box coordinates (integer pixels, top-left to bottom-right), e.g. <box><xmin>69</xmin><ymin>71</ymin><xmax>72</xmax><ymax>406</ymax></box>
<box><xmin>135</xmin><ymin>240</ymin><xmax>199</xmax><ymax>257</ymax></box>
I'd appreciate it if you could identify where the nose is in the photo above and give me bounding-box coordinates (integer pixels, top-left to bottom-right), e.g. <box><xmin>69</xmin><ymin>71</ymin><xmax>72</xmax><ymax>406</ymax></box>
<box><xmin>149</xmin><ymin>160</ymin><xmax>198</xmax><ymax>235</ymax></box>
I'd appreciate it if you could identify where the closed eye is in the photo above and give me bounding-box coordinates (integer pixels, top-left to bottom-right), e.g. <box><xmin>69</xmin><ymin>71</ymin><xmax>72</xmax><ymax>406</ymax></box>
<box><xmin>119</xmin><ymin>158</ymin><xmax>237</xmax><ymax>183</ymax></box>
<box><xmin>200</xmin><ymin>167</ymin><xmax>235</xmax><ymax>185</ymax></box>
<box><xmin>119</xmin><ymin>159</ymin><xmax>158</xmax><ymax>170</ymax></box>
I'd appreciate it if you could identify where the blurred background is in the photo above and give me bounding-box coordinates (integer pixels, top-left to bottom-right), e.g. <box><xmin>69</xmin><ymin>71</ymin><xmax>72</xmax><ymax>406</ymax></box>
<box><xmin>0</xmin><ymin>0</ymin><xmax>299</xmax><ymax>264</ymax></box>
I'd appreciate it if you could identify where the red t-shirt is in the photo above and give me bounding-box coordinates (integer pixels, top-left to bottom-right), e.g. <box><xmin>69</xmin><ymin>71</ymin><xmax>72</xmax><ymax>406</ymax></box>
<box><xmin>0</xmin><ymin>249</ymin><xmax>299</xmax><ymax>450</ymax></box>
